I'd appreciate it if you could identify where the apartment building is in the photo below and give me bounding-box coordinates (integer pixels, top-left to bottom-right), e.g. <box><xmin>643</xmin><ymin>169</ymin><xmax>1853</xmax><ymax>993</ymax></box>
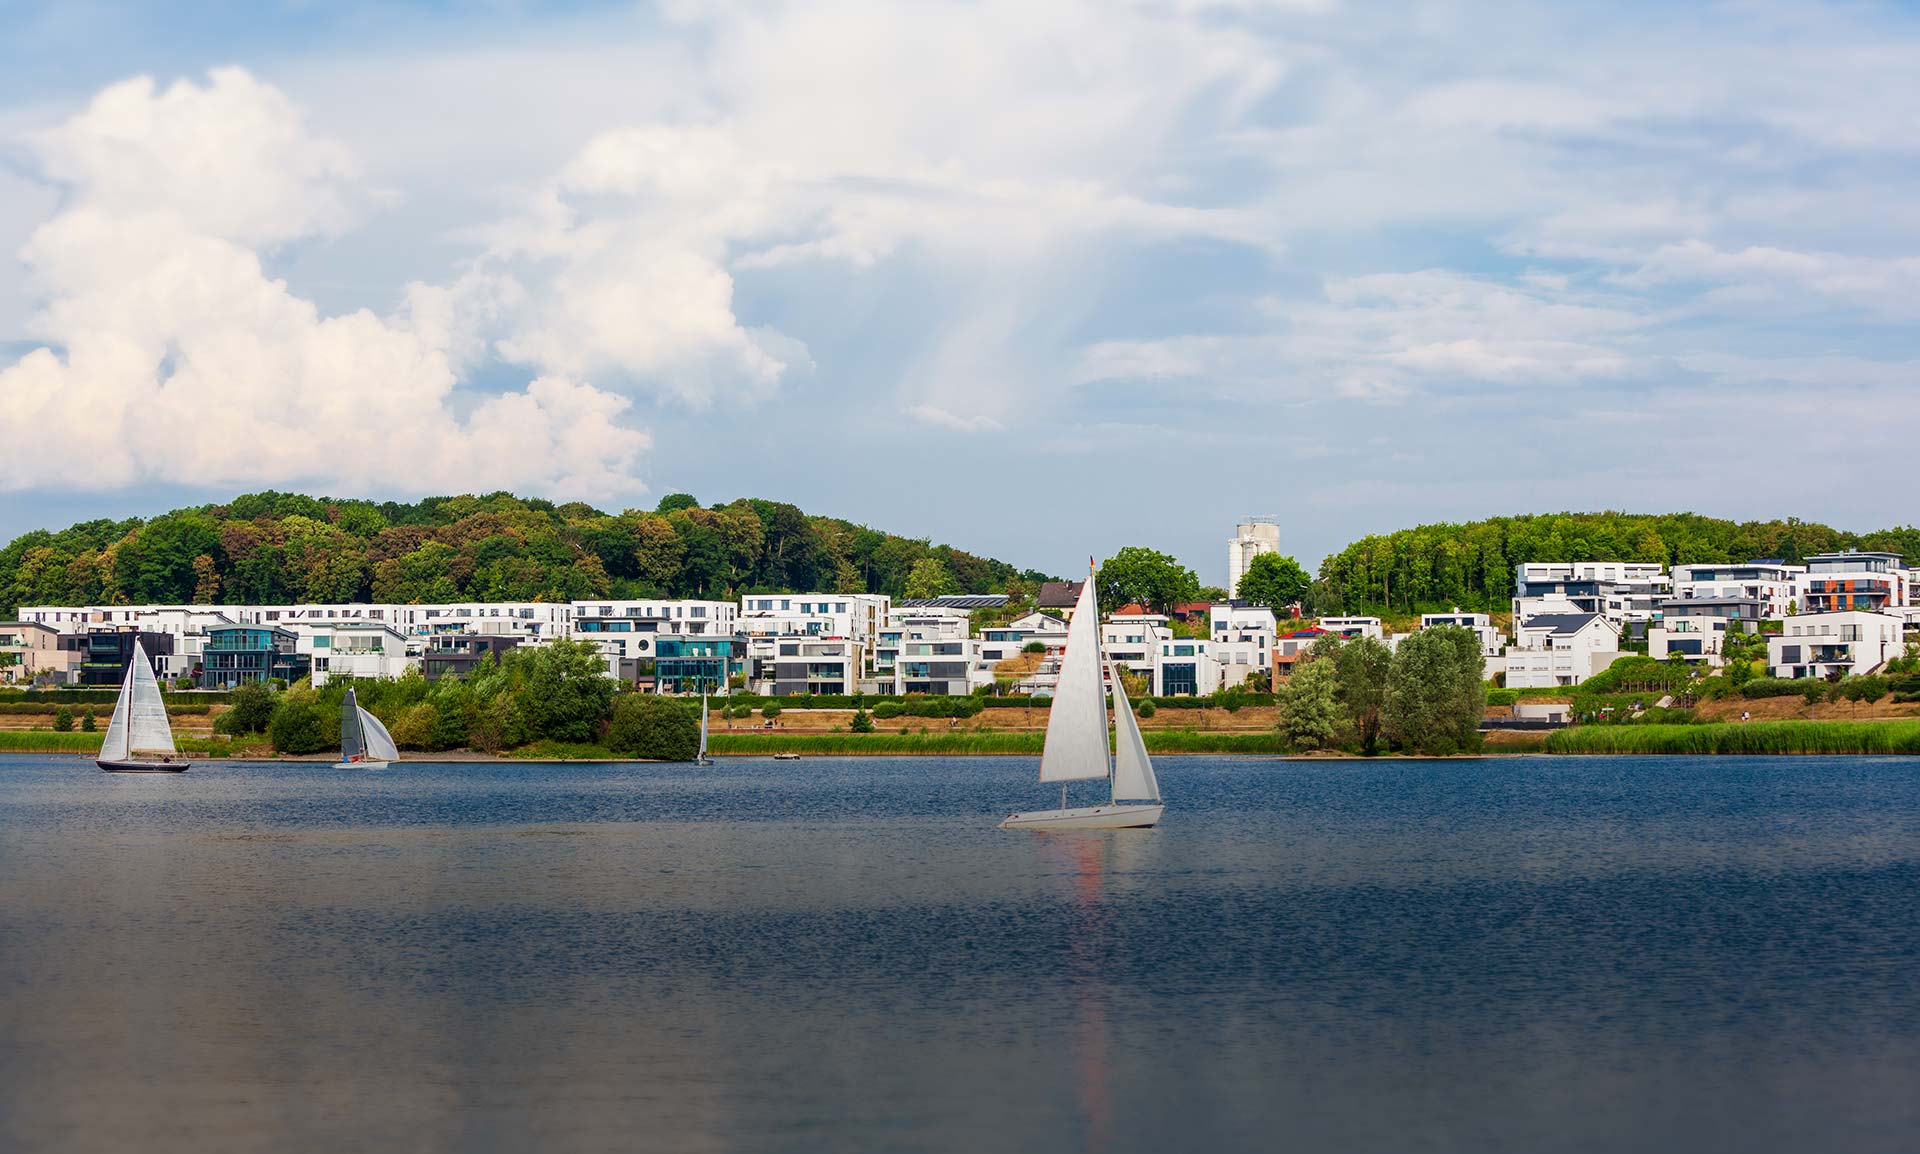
<box><xmin>738</xmin><ymin>593</ymin><xmax>890</xmax><ymax>672</ymax></box>
<box><xmin>0</xmin><ymin>621</ymin><xmax>73</xmax><ymax>685</ymax></box>
<box><xmin>1503</xmin><ymin>613</ymin><xmax>1623</xmax><ymax>688</ymax></box>
<box><xmin>1647</xmin><ymin>597</ymin><xmax>1763</xmax><ymax>666</ymax></box>
<box><xmin>1768</xmin><ymin>611</ymin><xmax>1905</xmax><ymax>679</ymax></box>
<box><xmin>1670</xmin><ymin>562</ymin><xmax>1803</xmax><ymax>618</ymax></box>
<box><xmin>879</xmin><ymin>610</ymin><xmax>977</xmax><ymax>695</ymax></box>
<box><xmin>1796</xmin><ymin>552</ymin><xmax>1911</xmax><ymax>616</ymax></box>
<box><xmin>301</xmin><ymin>622</ymin><xmax>414</xmax><ymax>687</ymax></box>
<box><xmin>1512</xmin><ymin>562</ymin><xmax>1670</xmax><ymax>628</ymax></box>
<box><xmin>422</xmin><ymin>634</ymin><xmax>524</xmax><ymax>681</ymax></box>
<box><xmin>199</xmin><ymin>625</ymin><xmax>308</xmax><ymax>689</ymax></box>
<box><xmin>1319</xmin><ymin>616</ymin><xmax>1385</xmax><ymax>640</ymax></box>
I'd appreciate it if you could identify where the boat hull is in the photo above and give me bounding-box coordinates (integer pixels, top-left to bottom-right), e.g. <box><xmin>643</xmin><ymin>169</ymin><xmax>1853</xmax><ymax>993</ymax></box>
<box><xmin>96</xmin><ymin>759</ymin><xmax>191</xmax><ymax>773</ymax></box>
<box><xmin>1000</xmin><ymin>803</ymin><xmax>1163</xmax><ymax>830</ymax></box>
<box><xmin>333</xmin><ymin>760</ymin><xmax>390</xmax><ymax>770</ymax></box>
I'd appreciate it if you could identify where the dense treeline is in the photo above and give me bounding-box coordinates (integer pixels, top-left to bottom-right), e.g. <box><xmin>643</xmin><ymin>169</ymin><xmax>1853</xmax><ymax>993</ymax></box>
<box><xmin>0</xmin><ymin>490</ymin><xmax>1043</xmax><ymax>615</ymax></box>
<box><xmin>1315</xmin><ymin>512</ymin><xmax>1920</xmax><ymax>616</ymax></box>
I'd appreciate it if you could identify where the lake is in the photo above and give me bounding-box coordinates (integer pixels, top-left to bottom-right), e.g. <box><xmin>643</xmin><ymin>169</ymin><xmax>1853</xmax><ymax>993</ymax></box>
<box><xmin>0</xmin><ymin>753</ymin><xmax>1915</xmax><ymax>1153</ymax></box>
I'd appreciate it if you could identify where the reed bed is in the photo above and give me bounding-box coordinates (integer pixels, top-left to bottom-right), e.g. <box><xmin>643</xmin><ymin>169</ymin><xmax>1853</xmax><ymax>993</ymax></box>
<box><xmin>1545</xmin><ymin>720</ymin><xmax>1920</xmax><ymax>756</ymax></box>
<box><xmin>0</xmin><ymin>731</ymin><xmax>104</xmax><ymax>753</ymax></box>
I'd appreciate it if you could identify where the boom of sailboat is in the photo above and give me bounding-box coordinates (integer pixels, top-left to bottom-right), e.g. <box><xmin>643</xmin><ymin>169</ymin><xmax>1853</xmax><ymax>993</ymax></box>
<box><xmin>1001</xmin><ymin>562</ymin><xmax>1163</xmax><ymax>830</ymax></box>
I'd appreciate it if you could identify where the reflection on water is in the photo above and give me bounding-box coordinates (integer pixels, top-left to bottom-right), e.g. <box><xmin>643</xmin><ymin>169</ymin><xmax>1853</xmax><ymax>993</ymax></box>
<box><xmin>0</xmin><ymin>753</ymin><xmax>1916</xmax><ymax>1153</ymax></box>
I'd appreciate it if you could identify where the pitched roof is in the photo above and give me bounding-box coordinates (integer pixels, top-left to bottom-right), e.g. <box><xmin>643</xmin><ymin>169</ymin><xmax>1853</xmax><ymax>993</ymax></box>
<box><xmin>1036</xmin><ymin>580</ymin><xmax>1085</xmax><ymax>608</ymax></box>
<box><xmin>1524</xmin><ymin>613</ymin><xmax>1607</xmax><ymax>635</ymax></box>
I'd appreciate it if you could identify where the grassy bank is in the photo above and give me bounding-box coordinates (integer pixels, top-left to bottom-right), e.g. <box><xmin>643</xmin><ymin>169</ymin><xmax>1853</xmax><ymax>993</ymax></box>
<box><xmin>1545</xmin><ymin>720</ymin><xmax>1920</xmax><ymax>755</ymax></box>
<box><xmin>0</xmin><ymin>731</ymin><xmax>257</xmax><ymax>757</ymax></box>
<box><xmin>503</xmin><ymin>729</ymin><xmax>1287</xmax><ymax>759</ymax></box>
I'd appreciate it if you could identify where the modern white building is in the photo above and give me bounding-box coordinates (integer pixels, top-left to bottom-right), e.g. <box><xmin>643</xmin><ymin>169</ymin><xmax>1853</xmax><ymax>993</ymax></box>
<box><xmin>1226</xmin><ymin>517</ymin><xmax>1280</xmax><ymax>598</ymax></box>
<box><xmin>1670</xmin><ymin>562</ymin><xmax>1804</xmax><ymax>618</ymax></box>
<box><xmin>1503</xmin><ymin>613</ymin><xmax>1624</xmax><ymax>689</ymax></box>
<box><xmin>1796</xmin><ymin>552</ymin><xmax>1912</xmax><ymax>617</ymax></box>
<box><xmin>1647</xmin><ymin>597</ymin><xmax>1763</xmax><ymax>667</ymax></box>
<box><xmin>299</xmin><ymin>621</ymin><xmax>416</xmax><ymax>687</ymax></box>
<box><xmin>878</xmin><ymin>609</ymin><xmax>977</xmax><ymax>695</ymax></box>
<box><xmin>1768</xmin><ymin>611</ymin><xmax>1905</xmax><ymax>680</ymax></box>
<box><xmin>738</xmin><ymin>593</ymin><xmax>891</xmax><ymax>672</ymax></box>
<box><xmin>750</xmin><ymin>635</ymin><xmax>859</xmax><ymax>695</ymax></box>
<box><xmin>1209</xmin><ymin>602</ymin><xmax>1277</xmax><ymax>687</ymax></box>
<box><xmin>1512</xmin><ymin>562</ymin><xmax>1670</xmax><ymax>629</ymax></box>
<box><xmin>1320</xmin><ymin>616</ymin><xmax>1385</xmax><ymax>641</ymax></box>
<box><xmin>1152</xmin><ymin>637</ymin><xmax>1223</xmax><ymax>697</ymax></box>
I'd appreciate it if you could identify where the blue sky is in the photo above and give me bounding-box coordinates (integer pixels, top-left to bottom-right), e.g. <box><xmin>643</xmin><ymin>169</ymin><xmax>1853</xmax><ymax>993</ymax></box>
<box><xmin>2</xmin><ymin>1</ymin><xmax>1918</xmax><ymax>587</ymax></box>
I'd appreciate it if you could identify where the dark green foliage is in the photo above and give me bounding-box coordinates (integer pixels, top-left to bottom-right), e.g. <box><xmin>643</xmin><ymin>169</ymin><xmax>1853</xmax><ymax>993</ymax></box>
<box><xmin>1022</xmin><ymin>642</ymin><xmax>1047</xmax><ymax>654</ymax></box>
<box><xmin>1136</xmin><ymin>698</ymin><xmax>1156</xmax><ymax>718</ymax></box>
<box><xmin>51</xmin><ymin>706</ymin><xmax>72</xmax><ymax>732</ymax></box>
<box><xmin>1835</xmin><ymin>676</ymin><xmax>1888</xmax><ymax>703</ymax></box>
<box><xmin>0</xmin><ymin>490</ymin><xmax>1034</xmax><ymax>617</ymax></box>
<box><xmin>269</xmin><ymin>700</ymin><xmax>331</xmax><ymax>754</ymax></box>
<box><xmin>604</xmin><ymin>694</ymin><xmax>699</xmax><ymax>760</ymax></box>
<box><xmin>1579</xmin><ymin>656</ymin><xmax>1694</xmax><ymax>696</ymax></box>
<box><xmin>1383</xmin><ymin>625</ymin><xmax>1486</xmax><ymax>755</ymax></box>
<box><xmin>1235</xmin><ymin>553</ymin><xmax>1311</xmax><ymax>611</ymax></box>
<box><xmin>1096</xmin><ymin>547</ymin><xmax>1200</xmax><ymax>614</ymax></box>
<box><xmin>522</xmin><ymin>639</ymin><xmax>616</xmax><ymax>743</ymax></box>
<box><xmin>1334</xmin><ymin>636</ymin><xmax>1392</xmax><ymax>755</ymax></box>
<box><xmin>1741</xmin><ymin>678</ymin><xmax>1807</xmax><ymax>698</ymax></box>
<box><xmin>224</xmin><ymin>681</ymin><xmax>279</xmax><ymax>734</ymax></box>
<box><xmin>1316</xmin><ymin>512</ymin><xmax>1920</xmax><ymax>617</ymax></box>
<box><xmin>872</xmin><ymin>701</ymin><xmax>904</xmax><ymax>719</ymax></box>
<box><xmin>761</xmin><ymin>704</ymin><xmax>783</xmax><ymax>719</ymax></box>
<box><xmin>1278</xmin><ymin>657</ymin><xmax>1342</xmax><ymax>750</ymax></box>
<box><xmin>849</xmin><ymin>709</ymin><xmax>875</xmax><ymax>733</ymax></box>
<box><xmin>80</xmin><ymin>707</ymin><xmax>95</xmax><ymax>732</ymax></box>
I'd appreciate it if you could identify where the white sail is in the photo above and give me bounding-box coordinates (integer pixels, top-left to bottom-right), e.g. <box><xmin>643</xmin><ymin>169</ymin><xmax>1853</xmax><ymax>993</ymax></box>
<box><xmin>359</xmin><ymin>706</ymin><xmax>400</xmax><ymax>763</ymax></box>
<box><xmin>699</xmin><ymin>694</ymin><xmax>710</xmax><ymax>759</ymax></box>
<box><xmin>99</xmin><ymin>657</ymin><xmax>134</xmax><ymax>762</ymax></box>
<box><xmin>1107</xmin><ymin>660</ymin><xmax>1160</xmax><ymax>802</ymax></box>
<box><xmin>1039</xmin><ymin>572</ymin><xmax>1110</xmax><ymax>783</ymax></box>
<box><xmin>125</xmin><ymin>641</ymin><xmax>175</xmax><ymax>755</ymax></box>
<box><xmin>340</xmin><ymin>689</ymin><xmax>366</xmax><ymax>761</ymax></box>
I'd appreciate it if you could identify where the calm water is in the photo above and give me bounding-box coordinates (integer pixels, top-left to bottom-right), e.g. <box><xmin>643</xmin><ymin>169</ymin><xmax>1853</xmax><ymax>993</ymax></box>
<box><xmin>0</xmin><ymin>753</ymin><xmax>1915</xmax><ymax>1153</ymax></box>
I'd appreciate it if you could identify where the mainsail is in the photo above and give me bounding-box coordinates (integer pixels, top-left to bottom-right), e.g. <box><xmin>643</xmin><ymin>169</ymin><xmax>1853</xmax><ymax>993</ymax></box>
<box><xmin>699</xmin><ymin>694</ymin><xmax>710</xmax><ymax>760</ymax></box>
<box><xmin>1107</xmin><ymin>659</ymin><xmax>1160</xmax><ymax>802</ymax></box>
<box><xmin>340</xmin><ymin>689</ymin><xmax>365</xmax><ymax>761</ymax></box>
<box><xmin>1039</xmin><ymin>571</ymin><xmax>1110</xmax><ymax>783</ymax></box>
<box><xmin>118</xmin><ymin>640</ymin><xmax>175</xmax><ymax>757</ymax></box>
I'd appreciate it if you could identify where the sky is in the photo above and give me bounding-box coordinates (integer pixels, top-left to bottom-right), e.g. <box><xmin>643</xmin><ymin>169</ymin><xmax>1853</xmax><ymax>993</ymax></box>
<box><xmin>1</xmin><ymin>0</ymin><xmax>1918</xmax><ymax>588</ymax></box>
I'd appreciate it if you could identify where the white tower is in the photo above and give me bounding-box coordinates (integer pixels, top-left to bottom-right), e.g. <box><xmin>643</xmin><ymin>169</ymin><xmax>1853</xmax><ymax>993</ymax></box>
<box><xmin>1226</xmin><ymin>517</ymin><xmax>1280</xmax><ymax>597</ymax></box>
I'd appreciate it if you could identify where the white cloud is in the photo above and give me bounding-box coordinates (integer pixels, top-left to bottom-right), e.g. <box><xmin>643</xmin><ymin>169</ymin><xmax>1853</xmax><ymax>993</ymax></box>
<box><xmin>0</xmin><ymin>69</ymin><xmax>649</xmax><ymax>499</ymax></box>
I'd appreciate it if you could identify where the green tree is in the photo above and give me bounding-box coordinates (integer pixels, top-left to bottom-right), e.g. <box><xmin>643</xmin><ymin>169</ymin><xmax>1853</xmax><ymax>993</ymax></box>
<box><xmin>1334</xmin><ymin>636</ymin><xmax>1392</xmax><ymax>755</ymax></box>
<box><xmin>80</xmin><ymin>707</ymin><xmax>96</xmax><ymax>733</ymax></box>
<box><xmin>903</xmin><ymin>556</ymin><xmax>955</xmax><ymax>600</ymax></box>
<box><xmin>1096</xmin><ymin>547</ymin><xmax>1200</xmax><ymax>614</ymax></box>
<box><xmin>523</xmin><ymin>639</ymin><xmax>617</xmax><ymax>743</ymax></box>
<box><xmin>224</xmin><ymin>681</ymin><xmax>279</xmax><ymax>734</ymax></box>
<box><xmin>850</xmin><ymin>707</ymin><xmax>876</xmax><ymax>733</ymax></box>
<box><xmin>1383</xmin><ymin>625</ymin><xmax>1486</xmax><ymax>755</ymax></box>
<box><xmin>269</xmin><ymin>699</ymin><xmax>331</xmax><ymax>754</ymax></box>
<box><xmin>1236</xmin><ymin>552</ymin><xmax>1311</xmax><ymax>611</ymax></box>
<box><xmin>1278</xmin><ymin>658</ymin><xmax>1343</xmax><ymax>750</ymax></box>
<box><xmin>605</xmin><ymin>694</ymin><xmax>699</xmax><ymax>759</ymax></box>
<box><xmin>655</xmin><ymin>493</ymin><xmax>701</xmax><ymax>515</ymax></box>
<box><xmin>52</xmin><ymin>706</ymin><xmax>73</xmax><ymax>732</ymax></box>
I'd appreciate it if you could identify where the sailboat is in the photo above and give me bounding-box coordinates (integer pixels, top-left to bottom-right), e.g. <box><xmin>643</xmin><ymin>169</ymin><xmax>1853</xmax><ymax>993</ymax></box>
<box><xmin>96</xmin><ymin>639</ymin><xmax>189</xmax><ymax>773</ymax></box>
<box><xmin>334</xmin><ymin>687</ymin><xmax>401</xmax><ymax>769</ymax></box>
<box><xmin>1001</xmin><ymin>563</ymin><xmax>1163</xmax><ymax>830</ymax></box>
<box><xmin>696</xmin><ymin>692</ymin><xmax>713</xmax><ymax>765</ymax></box>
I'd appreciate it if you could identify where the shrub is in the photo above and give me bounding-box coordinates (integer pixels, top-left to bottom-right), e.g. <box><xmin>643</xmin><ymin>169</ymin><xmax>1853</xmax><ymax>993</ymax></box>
<box><xmin>605</xmin><ymin>695</ymin><xmax>699</xmax><ymax>760</ymax></box>
<box><xmin>761</xmin><ymin>704</ymin><xmax>783</xmax><ymax>719</ymax></box>
<box><xmin>1022</xmin><ymin>642</ymin><xmax>1047</xmax><ymax>654</ymax></box>
<box><xmin>224</xmin><ymin>681</ymin><xmax>280</xmax><ymax>734</ymax></box>
<box><xmin>850</xmin><ymin>709</ymin><xmax>875</xmax><ymax>733</ymax></box>
<box><xmin>1740</xmin><ymin>678</ymin><xmax>1806</xmax><ymax>699</ymax></box>
<box><xmin>269</xmin><ymin>700</ymin><xmax>331</xmax><ymax>754</ymax></box>
<box><xmin>872</xmin><ymin>701</ymin><xmax>904</xmax><ymax>719</ymax></box>
<box><xmin>52</xmin><ymin>706</ymin><xmax>73</xmax><ymax>732</ymax></box>
<box><xmin>1136</xmin><ymin>698</ymin><xmax>1156</xmax><ymax>718</ymax></box>
<box><xmin>175</xmin><ymin>676</ymin><xmax>195</xmax><ymax>690</ymax></box>
<box><xmin>1837</xmin><ymin>676</ymin><xmax>1888</xmax><ymax>703</ymax></box>
<box><xmin>81</xmin><ymin>707</ymin><xmax>96</xmax><ymax>733</ymax></box>
<box><xmin>1802</xmin><ymin>681</ymin><xmax>1828</xmax><ymax>705</ymax></box>
<box><xmin>389</xmin><ymin>703</ymin><xmax>438</xmax><ymax>750</ymax></box>
<box><xmin>1484</xmin><ymin>688</ymin><xmax>1519</xmax><ymax>706</ymax></box>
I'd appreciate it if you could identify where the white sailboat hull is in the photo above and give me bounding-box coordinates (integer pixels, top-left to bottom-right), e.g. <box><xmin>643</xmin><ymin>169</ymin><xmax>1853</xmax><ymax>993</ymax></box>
<box><xmin>1000</xmin><ymin>803</ymin><xmax>1163</xmax><ymax>830</ymax></box>
<box><xmin>333</xmin><ymin>759</ymin><xmax>390</xmax><ymax>770</ymax></box>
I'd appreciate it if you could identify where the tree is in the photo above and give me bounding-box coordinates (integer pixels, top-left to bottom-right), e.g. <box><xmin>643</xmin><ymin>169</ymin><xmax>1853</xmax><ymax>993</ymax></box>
<box><xmin>605</xmin><ymin>694</ymin><xmax>699</xmax><ymax>759</ymax></box>
<box><xmin>269</xmin><ymin>699</ymin><xmax>331</xmax><ymax>754</ymax></box>
<box><xmin>52</xmin><ymin>706</ymin><xmax>73</xmax><ymax>732</ymax></box>
<box><xmin>655</xmin><ymin>493</ymin><xmax>701</xmax><ymax>515</ymax></box>
<box><xmin>1383</xmin><ymin>625</ymin><xmax>1486</xmax><ymax>755</ymax></box>
<box><xmin>224</xmin><ymin>681</ymin><xmax>279</xmax><ymax>734</ymax></box>
<box><xmin>849</xmin><ymin>708</ymin><xmax>875</xmax><ymax>733</ymax></box>
<box><xmin>903</xmin><ymin>556</ymin><xmax>955</xmax><ymax>600</ymax></box>
<box><xmin>1278</xmin><ymin>658</ymin><xmax>1343</xmax><ymax>750</ymax></box>
<box><xmin>523</xmin><ymin>639</ymin><xmax>617</xmax><ymax>743</ymax></box>
<box><xmin>1096</xmin><ymin>547</ymin><xmax>1200</xmax><ymax>614</ymax></box>
<box><xmin>1334</xmin><ymin>636</ymin><xmax>1392</xmax><ymax>755</ymax></box>
<box><xmin>1236</xmin><ymin>553</ymin><xmax>1311</xmax><ymax>611</ymax></box>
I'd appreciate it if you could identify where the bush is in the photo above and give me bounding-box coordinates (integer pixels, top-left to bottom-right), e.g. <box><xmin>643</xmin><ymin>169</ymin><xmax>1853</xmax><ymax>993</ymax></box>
<box><xmin>389</xmin><ymin>703</ymin><xmax>438</xmax><ymax>750</ymax></box>
<box><xmin>1022</xmin><ymin>642</ymin><xmax>1047</xmax><ymax>654</ymax></box>
<box><xmin>52</xmin><ymin>706</ymin><xmax>73</xmax><ymax>732</ymax></box>
<box><xmin>850</xmin><ymin>709</ymin><xmax>875</xmax><ymax>733</ymax></box>
<box><xmin>269</xmin><ymin>700</ymin><xmax>331</xmax><ymax>754</ymax></box>
<box><xmin>1740</xmin><ymin>678</ymin><xmax>1806</xmax><ymax>699</ymax></box>
<box><xmin>81</xmin><ymin>707</ymin><xmax>96</xmax><ymax>733</ymax></box>
<box><xmin>605</xmin><ymin>695</ymin><xmax>699</xmax><ymax>760</ymax></box>
<box><xmin>1837</xmin><ymin>676</ymin><xmax>1888</xmax><ymax>703</ymax></box>
<box><xmin>223</xmin><ymin>681</ymin><xmax>280</xmax><ymax>735</ymax></box>
<box><xmin>1484</xmin><ymin>688</ymin><xmax>1519</xmax><ymax>706</ymax></box>
<box><xmin>1802</xmin><ymin>681</ymin><xmax>1828</xmax><ymax>705</ymax></box>
<box><xmin>1136</xmin><ymin>698</ymin><xmax>1156</xmax><ymax>718</ymax></box>
<box><xmin>761</xmin><ymin>704</ymin><xmax>783</xmax><ymax>719</ymax></box>
<box><xmin>872</xmin><ymin>701</ymin><xmax>904</xmax><ymax>719</ymax></box>
<box><xmin>174</xmin><ymin>677</ymin><xmax>195</xmax><ymax>690</ymax></box>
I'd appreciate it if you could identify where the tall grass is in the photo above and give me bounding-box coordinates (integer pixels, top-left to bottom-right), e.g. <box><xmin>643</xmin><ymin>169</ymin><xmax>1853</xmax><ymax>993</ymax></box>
<box><xmin>0</xmin><ymin>731</ymin><xmax>252</xmax><ymax>756</ymax></box>
<box><xmin>1546</xmin><ymin>720</ymin><xmax>1920</xmax><ymax>755</ymax></box>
